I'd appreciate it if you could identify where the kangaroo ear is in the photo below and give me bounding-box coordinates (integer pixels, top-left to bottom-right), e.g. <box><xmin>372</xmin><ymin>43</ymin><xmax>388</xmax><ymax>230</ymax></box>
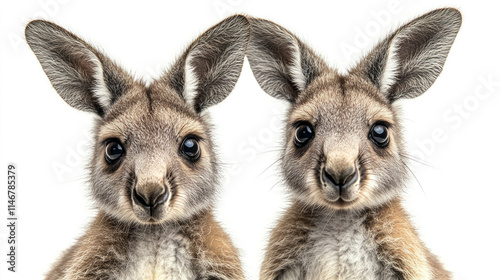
<box><xmin>25</xmin><ymin>20</ymin><xmax>130</xmax><ymax>116</ymax></box>
<box><xmin>165</xmin><ymin>15</ymin><xmax>250</xmax><ymax>113</ymax></box>
<box><xmin>246</xmin><ymin>18</ymin><xmax>327</xmax><ymax>103</ymax></box>
<box><xmin>355</xmin><ymin>8</ymin><xmax>462</xmax><ymax>102</ymax></box>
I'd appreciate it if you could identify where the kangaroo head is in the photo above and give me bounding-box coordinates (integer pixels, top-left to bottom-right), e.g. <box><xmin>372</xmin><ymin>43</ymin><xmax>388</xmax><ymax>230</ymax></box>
<box><xmin>247</xmin><ymin>9</ymin><xmax>461</xmax><ymax>211</ymax></box>
<box><xmin>26</xmin><ymin>16</ymin><xmax>249</xmax><ymax>224</ymax></box>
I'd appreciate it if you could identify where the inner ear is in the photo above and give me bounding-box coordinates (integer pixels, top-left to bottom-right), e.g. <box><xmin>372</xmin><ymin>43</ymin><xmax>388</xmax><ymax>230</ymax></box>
<box><xmin>164</xmin><ymin>15</ymin><xmax>250</xmax><ymax>113</ymax></box>
<box><xmin>354</xmin><ymin>8</ymin><xmax>461</xmax><ymax>102</ymax></box>
<box><xmin>246</xmin><ymin>17</ymin><xmax>327</xmax><ymax>103</ymax></box>
<box><xmin>396</xmin><ymin>29</ymin><xmax>435</xmax><ymax>61</ymax></box>
<box><xmin>25</xmin><ymin>20</ymin><xmax>132</xmax><ymax>116</ymax></box>
<box><xmin>68</xmin><ymin>51</ymin><xmax>98</xmax><ymax>79</ymax></box>
<box><xmin>258</xmin><ymin>31</ymin><xmax>307</xmax><ymax>94</ymax></box>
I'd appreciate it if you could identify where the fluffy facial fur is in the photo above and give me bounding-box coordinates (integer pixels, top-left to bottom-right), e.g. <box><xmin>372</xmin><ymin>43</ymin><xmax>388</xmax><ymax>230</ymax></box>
<box><xmin>26</xmin><ymin>16</ymin><xmax>249</xmax><ymax>225</ymax></box>
<box><xmin>248</xmin><ymin>8</ymin><xmax>461</xmax><ymax>280</ymax></box>
<box><xmin>26</xmin><ymin>15</ymin><xmax>249</xmax><ymax>279</ymax></box>
<box><xmin>283</xmin><ymin>74</ymin><xmax>408</xmax><ymax>211</ymax></box>
<box><xmin>248</xmin><ymin>9</ymin><xmax>461</xmax><ymax>212</ymax></box>
<box><xmin>90</xmin><ymin>82</ymin><xmax>219</xmax><ymax>225</ymax></box>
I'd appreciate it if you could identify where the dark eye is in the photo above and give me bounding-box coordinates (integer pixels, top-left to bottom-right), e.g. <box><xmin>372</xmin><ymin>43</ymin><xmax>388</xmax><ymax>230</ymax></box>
<box><xmin>369</xmin><ymin>123</ymin><xmax>390</xmax><ymax>147</ymax></box>
<box><xmin>181</xmin><ymin>136</ymin><xmax>201</xmax><ymax>161</ymax></box>
<box><xmin>105</xmin><ymin>141</ymin><xmax>124</xmax><ymax>164</ymax></box>
<box><xmin>294</xmin><ymin>122</ymin><xmax>314</xmax><ymax>147</ymax></box>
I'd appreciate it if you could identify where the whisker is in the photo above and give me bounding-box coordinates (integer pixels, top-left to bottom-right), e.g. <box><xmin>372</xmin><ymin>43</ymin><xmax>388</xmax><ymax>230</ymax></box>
<box><xmin>258</xmin><ymin>158</ymin><xmax>283</xmax><ymax>178</ymax></box>
<box><xmin>211</xmin><ymin>161</ymin><xmax>235</xmax><ymax>166</ymax></box>
<box><xmin>400</xmin><ymin>153</ymin><xmax>435</xmax><ymax>169</ymax></box>
<box><xmin>401</xmin><ymin>159</ymin><xmax>426</xmax><ymax>196</ymax></box>
<box><xmin>256</xmin><ymin>148</ymin><xmax>286</xmax><ymax>156</ymax></box>
<box><xmin>269</xmin><ymin>180</ymin><xmax>282</xmax><ymax>191</ymax></box>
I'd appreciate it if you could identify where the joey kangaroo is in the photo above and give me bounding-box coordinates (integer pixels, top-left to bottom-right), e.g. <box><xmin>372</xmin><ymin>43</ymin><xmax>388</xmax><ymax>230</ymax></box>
<box><xmin>26</xmin><ymin>15</ymin><xmax>249</xmax><ymax>280</ymax></box>
<box><xmin>247</xmin><ymin>8</ymin><xmax>461</xmax><ymax>280</ymax></box>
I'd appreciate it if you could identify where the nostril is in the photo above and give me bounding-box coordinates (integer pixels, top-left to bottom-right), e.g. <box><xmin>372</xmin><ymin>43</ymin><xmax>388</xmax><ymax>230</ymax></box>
<box><xmin>133</xmin><ymin>187</ymin><xmax>169</xmax><ymax>212</ymax></box>
<box><xmin>322</xmin><ymin>168</ymin><xmax>340</xmax><ymax>192</ymax></box>
<box><xmin>153</xmin><ymin>188</ymin><xmax>169</xmax><ymax>207</ymax></box>
<box><xmin>133</xmin><ymin>189</ymin><xmax>150</xmax><ymax>209</ymax></box>
<box><xmin>322</xmin><ymin>166</ymin><xmax>359</xmax><ymax>192</ymax></box>
<box><xmin>340</xmin><ymin>166</ymin><xmax>355</xmax><ymax>185</ymax></box>
<box><xmin>341</xmin><ymin>168</ymin><xmax>358</xmax><ymax>190</ymax></box>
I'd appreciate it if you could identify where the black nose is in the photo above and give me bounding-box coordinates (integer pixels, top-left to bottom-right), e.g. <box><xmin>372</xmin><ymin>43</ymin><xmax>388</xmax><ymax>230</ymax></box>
<box><xmin>322</xmin><ymin>166</ymin><xmax>358</xmax><ymax>193</ymax></box>
<box><xmin>133</xmin><ymin>186</ymin><xmax>169</xmax><ymax>213</ymax></box>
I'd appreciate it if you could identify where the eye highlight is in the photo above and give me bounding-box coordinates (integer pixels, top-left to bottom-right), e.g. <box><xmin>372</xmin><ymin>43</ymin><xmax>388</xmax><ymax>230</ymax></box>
<box><xmin>105</xmin><ymin>141</ymin><xmax>124</xmax><ymax>164</ymax></box>
<box><xmin>369</xmin><ymin>123</ymin><xmax>390</xmax><ymax>147</ymax></box>
<box><xmin>180</xmin><ymin>136</ymin><xmax>201</xmax><ymax>161</ymax></box>
<box><xmin>294</xmin><ymin>122</ymin><xmax>314</xmax><ymax>147</ymax></box>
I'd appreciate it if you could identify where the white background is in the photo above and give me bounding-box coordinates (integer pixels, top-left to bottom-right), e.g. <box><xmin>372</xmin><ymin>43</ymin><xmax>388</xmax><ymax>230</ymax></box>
<box><xmin>1</xmin><ymin>0</ymin><xmax>499</xmax><ymax>279</ymax></box>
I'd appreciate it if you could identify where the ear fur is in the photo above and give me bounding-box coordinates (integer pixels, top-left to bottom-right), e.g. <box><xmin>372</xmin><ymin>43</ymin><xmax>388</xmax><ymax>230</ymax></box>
<box><xmin>354</xmin><ymin>8</ymin><xmax>462</xmax><ymax>102</ymax></box>
<box><xmin>246</xmin><ymin>17</ymin><xmax>327</xmax><ymax>103</ymax></box>
<box><xmin>25</xmin><ymin>20</ymin><xmax>130</xmax><ymax>116</ymax></box>
<box><xmin>166</xmin><ymin>15</ymin><xmax>250</xmax><ymax>113</ymax></box>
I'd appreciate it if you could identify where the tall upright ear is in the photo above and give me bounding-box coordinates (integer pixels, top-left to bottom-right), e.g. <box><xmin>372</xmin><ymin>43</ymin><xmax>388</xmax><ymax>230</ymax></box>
<box><xmin>354</xmin><ymin>8</ymin><xmax>462</xmax><ymax>102</ymax></box>
<box><xmin>25</xmin><ymin>20</ymin><xmax>130</xmax><ymax>116</ymax></box>
<box><xmin>166</xmin><ymin>15</ymin><xmax>250</xmax><ymax>113</ymax></box>
<box><xmin>246</xmin><ymin>18</ymin><xmax>327</xmax><ymax>103</ymax></box>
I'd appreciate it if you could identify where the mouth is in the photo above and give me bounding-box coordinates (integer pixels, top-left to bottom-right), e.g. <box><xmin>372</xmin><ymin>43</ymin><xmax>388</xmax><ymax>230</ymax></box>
<box><xmin>322</xmin><ymin>195</ymin><xmax>360</xmax><ymax>209</ymax></box>
<box><xmin>143</xmin><ymin>216</ymin><xmax>163</xmax><ymax>224</ymax></box>
<box><xmin>133</xmin><ymin>206</ymin><xmax>168</xmax><ymax>224</ymax></box>
<box><xmin>130</xmin><ymin>187</ymin><xmax>170</xmax><ymax>224</ymax></box>
<box><xmin>318</xmin><ymin>165</ymin><xmax>361</xmax><ymax>209</ymax></box>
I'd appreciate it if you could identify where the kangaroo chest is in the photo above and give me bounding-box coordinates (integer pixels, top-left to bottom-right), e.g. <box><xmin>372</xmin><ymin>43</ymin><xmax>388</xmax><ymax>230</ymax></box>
<box><xmin>119</xmin><ymin>228</ymin><xmax>196</xmax><ymax>280</ymax></box>
<box><xmin>302</xmin><ymin>214</ymin><xmax>397</xmax><ymax>280</ymax></box>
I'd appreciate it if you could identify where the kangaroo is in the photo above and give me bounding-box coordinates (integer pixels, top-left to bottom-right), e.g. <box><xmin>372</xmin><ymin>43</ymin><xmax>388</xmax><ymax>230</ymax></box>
<box><xmin>246</xmin><ymin>8</ymin><xmax>461</xmax><ymax>280</ymax></box>
<box><xmin>26</xmin><ymin>15</ymin><xmax>249</xmax><ymax>280</ymax></box>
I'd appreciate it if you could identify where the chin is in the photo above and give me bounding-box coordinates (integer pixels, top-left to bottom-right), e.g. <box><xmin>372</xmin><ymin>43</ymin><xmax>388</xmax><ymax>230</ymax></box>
<box><xmin>132</xmin><ymin>210</ymin><xmax>168</xmax><ymax>225</ymax></box>
<box><xmin>323</xmin><ymin>197</ymin><xmax>361</xmax><ymax>210</ymax></box>
<box><xmin>302</xmin><ymin>179</ymin><xmax>395</xmax><ymax>212</ymax></box>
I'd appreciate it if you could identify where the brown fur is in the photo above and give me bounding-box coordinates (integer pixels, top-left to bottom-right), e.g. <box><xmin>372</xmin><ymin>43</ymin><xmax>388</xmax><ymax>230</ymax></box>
<box><xmin>260</xmin><ymin>203</ymin><xmax>314</xmax><ymax>280</ymax></box>
<box><xmin>247</xmin><ymin>9</ymin><xmax>461</xmax><ymax>280</ymax></box>
<box><xmin>260</xmin><ymin>199</ymin><xmax>451</xmax><ymax>280</ymax></box>
<box><xmin>46</xmin><ymin>211</ymin><xmax>245</xmax><ymax>280</ymax></box>
<box><xmin>182</xmin><ymin>211</ymin><xmax>245</xmax><ymax>279</ymax></box>
<box><xmin>46</xmin><ymin>213</ymin><xmax>132</xmax><ymax>279</ymax></box>
<box><xmin>365</xmin><ymin>199</ymin><xmax>450</xmax><ymax>279</ymax></box>
<box><xmin>26</xmin><ymin>15</ymin><xmax>250</xmax><ymax>279</ymax></box>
